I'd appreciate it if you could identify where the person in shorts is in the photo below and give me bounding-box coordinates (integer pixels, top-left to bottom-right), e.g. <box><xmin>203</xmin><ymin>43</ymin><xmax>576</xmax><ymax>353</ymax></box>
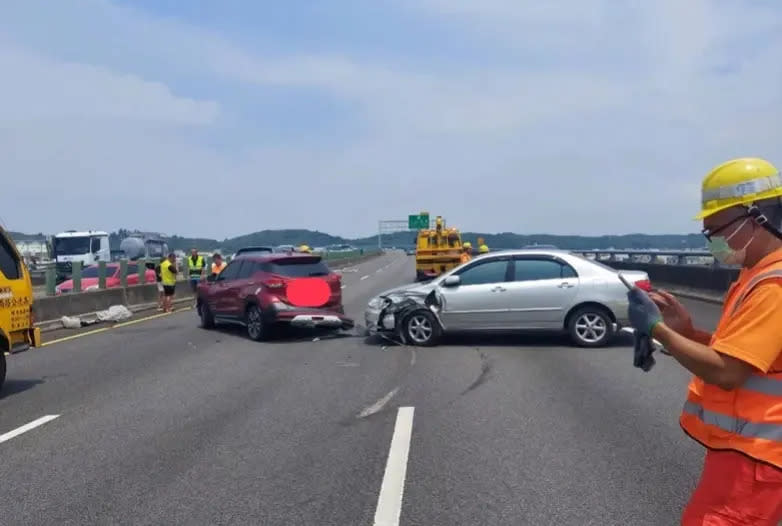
<box><xmin>160</xmin><ymin>253</ymin><xmax>179</xmax><ymax>313</ymax></box>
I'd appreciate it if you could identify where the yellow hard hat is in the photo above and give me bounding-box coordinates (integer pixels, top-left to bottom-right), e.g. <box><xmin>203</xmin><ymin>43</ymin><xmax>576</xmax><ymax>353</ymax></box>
<box><xmin>298</xmin><ymin>244</ymin><xmax>311</xmax><ymax>253</ymax></box>
<box><xmin>696</xmin><ymin>157</ymin><xmax>782</xmax><ymax>220</ymax></box>
<box><xmin>463</xmin><ymin>242</ymin><xmax>472</xmax><ymax>248</ymax></box>
<box><xmin>479</xmin><ymin>244</ymin><xmax>489</xmax><ymax>253</ymax></box>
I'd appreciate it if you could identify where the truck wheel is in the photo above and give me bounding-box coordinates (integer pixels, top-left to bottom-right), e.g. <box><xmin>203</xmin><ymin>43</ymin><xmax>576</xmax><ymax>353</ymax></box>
<box><xmin>0</xmin><ymin>353</ymin><xmax>6</xmax><ymax>391</ymax></box>
<box><xmin>245</xmin><ymin>305</ymin><xmax>269</xmax><ymax>342</ymax></box>
<box><xmin>198</xmin><ymin>301</ymin><xmax>215</xmax><ymax>329</ymax></box>
<box><xmin>567</xmin><ymin>306</ymin><xmax>614</xmax><ymax>348</ymax></box>
<box><xmin>401</xmin><ymin>310</ymin><xmax>441</xmax><ymax>347</ymax></box>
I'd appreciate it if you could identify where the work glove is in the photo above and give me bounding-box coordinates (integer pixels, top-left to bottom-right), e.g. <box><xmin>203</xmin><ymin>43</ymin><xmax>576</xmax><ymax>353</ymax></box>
<box><xmin>633</xmin><ymin>331</ymin><xmax>656</xmax><ymax>372</ymax></box>
<box><xmin>627</xmin><ymin>287</ymin><xmax>663</xmax><ymax>336</ymax></box>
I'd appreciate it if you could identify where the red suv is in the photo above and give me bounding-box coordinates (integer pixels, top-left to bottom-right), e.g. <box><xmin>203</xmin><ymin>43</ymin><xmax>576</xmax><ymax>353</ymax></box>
<box><xmin>196</xmin><ymin>253</ymin><xmax>353</xmax><ymax>341</ymax></box>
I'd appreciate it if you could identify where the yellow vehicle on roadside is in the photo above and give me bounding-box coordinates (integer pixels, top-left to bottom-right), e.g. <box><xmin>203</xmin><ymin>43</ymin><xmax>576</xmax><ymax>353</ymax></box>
<box><xmin>414</xmin><ymin>215</ymin><xmax>464</xmax><ymax>281</ymax></box>
<box><xmin>0</xmin><ymin>226</ymin><xmax>41</xmax><ymax>389</ymax></box>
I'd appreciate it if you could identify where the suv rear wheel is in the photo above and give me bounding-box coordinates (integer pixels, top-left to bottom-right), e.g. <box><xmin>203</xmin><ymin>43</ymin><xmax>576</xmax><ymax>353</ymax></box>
<box><xmin>245</xmin><ymin>305</ymin><xmax>268</xmax><ymax>342</ymax></box>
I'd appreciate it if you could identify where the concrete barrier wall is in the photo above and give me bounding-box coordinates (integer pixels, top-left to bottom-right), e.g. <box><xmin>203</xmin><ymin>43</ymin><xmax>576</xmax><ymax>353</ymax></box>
<box><xmin>34</xmin><ymin>283</ymin><xmax>195</xmax><ymax>322</ymax></box>
<box><xmin>603</xmin><ymin>261</ymin><xmax>738</xmax><ymax>293</ymax></box>
<box><xmin>32</xmin><ymin>250</ymin><xmax>384</xmax><ymax>322</ymax></box>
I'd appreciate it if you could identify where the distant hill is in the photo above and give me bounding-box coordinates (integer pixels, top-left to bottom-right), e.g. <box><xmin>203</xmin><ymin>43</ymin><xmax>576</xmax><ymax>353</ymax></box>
<box><xmin>8</xmin><ymin>227</ymin><xmax>705</xmax><ymax>253</ymax></box>
<box><xmin>8</xmin><ymin>231</ymin><xmax>46</xmax><ymax>241</ymax></box>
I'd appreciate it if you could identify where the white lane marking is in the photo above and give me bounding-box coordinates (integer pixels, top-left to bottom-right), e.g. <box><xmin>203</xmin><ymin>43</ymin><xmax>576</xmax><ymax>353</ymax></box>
<box><xmin>361</xmin><ymin>275</ymin><xmax>370</xmax><ymax>281</ymax></box>
<box><xmin>0</xmin><ymin>415</ymin><xmax>60</xmax><ymax>444</ymax></box>
<box><xmin>358</xmin><ymin>387</ymin><xmax>399</xmax><ymax>418</ymax></box>
<box><xmin>373</xmin><ymin>407</ymin><xmax>415</xmax><ymax>526</ymax></box>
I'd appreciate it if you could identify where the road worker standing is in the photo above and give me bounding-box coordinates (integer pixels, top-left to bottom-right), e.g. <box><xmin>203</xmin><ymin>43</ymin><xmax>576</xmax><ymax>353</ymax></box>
<box><xmin>159</xmin><ymin>252</ymin><xmax>179</xmax><ymax>313</ymax></box>
<box><xmin>478</xmin><ymin>244</ymin><xmax>489</xmax><ymax>254</ymax></box>
<box><xmin>298</xmin><ymin>244</ymin><xmax>312</xmax><ymax>253</ymax></box>
<box><xmin>211</xmin><ymin>253</ymin><xmax>226</xmax><ymax>276</ymax></box>
<box><xmin>460</xmin><ymin>242</ymin><xmax>473</xmax><ymax>264</ymax></box>
<box><xmin>626</xmin><ymin>158</ymin><xmax>782</xmax><ymax>524</ymax></box>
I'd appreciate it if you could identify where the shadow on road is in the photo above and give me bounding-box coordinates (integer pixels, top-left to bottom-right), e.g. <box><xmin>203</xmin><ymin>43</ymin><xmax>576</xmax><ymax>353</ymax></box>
<box><xmin>0</xmin><ymin>377</ymin><xmax>46</xmax><ymax>400</ymax></box>
<box><xmin>363</xmin><ymin>330</ymin><xmax>635</xmax><ymax>349</ymax></box>
<box><xmin>205</xmin><ymin>324</ymin><xmax>364</xmax><ymax>345</ymax></box>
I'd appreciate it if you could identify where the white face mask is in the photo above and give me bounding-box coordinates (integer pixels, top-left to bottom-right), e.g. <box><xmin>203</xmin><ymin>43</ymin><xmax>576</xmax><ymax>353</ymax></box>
<box><xmin>706</xmin><ymin>218</ymin><xmax>755</xmax><ymax>265</ymax></box>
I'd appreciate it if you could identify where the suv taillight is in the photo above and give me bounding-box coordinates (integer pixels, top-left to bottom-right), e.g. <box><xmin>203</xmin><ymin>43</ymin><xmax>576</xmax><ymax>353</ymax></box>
<box><xmin>634</xmin><ymin>279</ymin><xmax>652</xmax><ymax>291</ymax></box>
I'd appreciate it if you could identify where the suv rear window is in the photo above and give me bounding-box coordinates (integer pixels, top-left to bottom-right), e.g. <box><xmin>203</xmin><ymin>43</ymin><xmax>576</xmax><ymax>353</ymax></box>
<box><xmin>266</xmin><ymin>259</ymin><xmax>331</xmax><ymax>277</ymax></box>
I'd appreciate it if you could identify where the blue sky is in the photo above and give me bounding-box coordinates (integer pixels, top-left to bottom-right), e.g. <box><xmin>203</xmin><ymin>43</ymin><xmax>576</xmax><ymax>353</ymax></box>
<box><xmin>2</xmin><ymin>0</ymin><xmax>782</xmax><ymax>239</ymax></box>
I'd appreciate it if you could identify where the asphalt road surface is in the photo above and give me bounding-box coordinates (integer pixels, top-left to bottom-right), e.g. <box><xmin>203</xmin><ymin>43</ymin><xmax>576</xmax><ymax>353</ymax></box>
<box><xmin>0</xmin><ymin>252</ymin><xmax>722</xmax><ymax>526</ymax></box>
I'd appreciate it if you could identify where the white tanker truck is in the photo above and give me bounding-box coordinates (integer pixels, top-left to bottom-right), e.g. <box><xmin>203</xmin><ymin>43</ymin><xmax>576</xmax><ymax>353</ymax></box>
<box><xmin>119</xmin><ymin>235</ymin><xmax>169</xmax><ymax>269</ymax></box>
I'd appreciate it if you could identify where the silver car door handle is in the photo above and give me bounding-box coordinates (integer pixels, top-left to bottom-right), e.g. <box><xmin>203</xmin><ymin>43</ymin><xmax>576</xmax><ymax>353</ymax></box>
<box><xmin>557</xmin><ymin>282</ymin><xmax>574</xmax><ymax>288</ymax></box>
<box><xmin>490</xmin><ymin>286</ymin><xmax>507</xmax><ymax>292</ymax></box>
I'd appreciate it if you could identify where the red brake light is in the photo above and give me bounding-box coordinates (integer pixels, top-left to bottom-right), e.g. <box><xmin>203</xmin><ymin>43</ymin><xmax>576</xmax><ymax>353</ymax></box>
<box><xmin>634</xmin><ymin>279</ymin><xmax>652</xmax><ymax>292</ymax></box>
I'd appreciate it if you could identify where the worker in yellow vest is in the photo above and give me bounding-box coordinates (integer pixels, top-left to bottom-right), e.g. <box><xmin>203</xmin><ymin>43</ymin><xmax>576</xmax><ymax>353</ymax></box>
<box><xmin>159</xmin><ymin>252</ymin><xmax>179</xmax><ymax>313</ymax></box>
<box><xmin>460</xmin><ymin>242</ymin><xmax>473</xmax><ymax>264</ymax></box>
<box><xmin>626</xmin><ymin>158</ymin><xmax>782</xmax><ymax>523</ymax></box>
<box><xmin>187</xmin><ymin>248</ymin><xmax>205</xmax><ymax>293</ymax></box>
<box><xmin>478</xmin><ymin>244</ymin><xmax>489</xmax><ymax>254</ymax></box>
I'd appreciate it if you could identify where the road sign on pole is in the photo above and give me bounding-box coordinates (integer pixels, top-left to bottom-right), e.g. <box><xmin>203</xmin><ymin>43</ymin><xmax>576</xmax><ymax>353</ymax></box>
<box><xmin>408</xmin><ymin>214</ymin><xmax>430</xmax><ymax>230</ymax></box>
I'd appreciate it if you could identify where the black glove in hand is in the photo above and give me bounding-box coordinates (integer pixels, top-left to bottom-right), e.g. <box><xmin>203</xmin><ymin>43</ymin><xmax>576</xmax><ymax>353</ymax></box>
<box><xmin>633</xmin><ymin>331</ymin><xmax>656</xmax><ymax>372</ymax></box>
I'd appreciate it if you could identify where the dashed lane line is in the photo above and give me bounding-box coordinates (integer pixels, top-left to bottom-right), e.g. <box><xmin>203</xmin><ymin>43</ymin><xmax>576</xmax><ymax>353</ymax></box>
<box><xmin>0</xmin><ymin>415</ymin><xmax>61</xmax><ymax>444</ymax></box>
<box><xmin>361</xmin><ymin>275</ymin><xmax>370</xmax><ymax>281</ymax></box>
<box><xmin>373</xmin><ymin>407</ymin><xmax>415</xmax><ymax>526</ymax></box>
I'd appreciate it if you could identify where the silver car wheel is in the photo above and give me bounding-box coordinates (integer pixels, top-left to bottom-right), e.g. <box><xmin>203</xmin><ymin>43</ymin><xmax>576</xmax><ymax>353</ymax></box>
<box><xmin>574</xmin><ymin>313</ymin><xmax>607</xmax><ymax>344</ymax></box>
<box><xmin>407</xmin><ymin>314</ymin><xmax>433</xmax><ymax>344</ymax></box>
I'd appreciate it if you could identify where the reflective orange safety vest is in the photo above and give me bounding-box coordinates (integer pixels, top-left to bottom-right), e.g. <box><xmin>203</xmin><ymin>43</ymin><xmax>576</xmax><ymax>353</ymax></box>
<box><xmin>211</xmin><ymin>261</ymin><xmax>226</xmax><ymax>275</ymax></box>
<box><xmin>680</xmin><ymin>251</ymin><xmax>782</xmax><ymax>469</ymax></box>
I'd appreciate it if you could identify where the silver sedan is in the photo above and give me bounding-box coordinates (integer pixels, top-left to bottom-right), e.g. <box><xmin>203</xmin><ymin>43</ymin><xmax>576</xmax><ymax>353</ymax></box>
<box><xmin>365</xmin><ymin>249</ymin><xmax>651</xmax><ymax>347</ymax></box>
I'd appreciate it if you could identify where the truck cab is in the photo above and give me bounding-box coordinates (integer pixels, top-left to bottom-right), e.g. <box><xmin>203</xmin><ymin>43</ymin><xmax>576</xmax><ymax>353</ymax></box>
<box><xmin>0</xmin><ymin>226</ymin><xmax>42</xmax><ymax>390</ymax></box>
<box><xmin>52</xmin><ymin>230</ymin><xmax>111</xmax><ymax>281</ymax></box>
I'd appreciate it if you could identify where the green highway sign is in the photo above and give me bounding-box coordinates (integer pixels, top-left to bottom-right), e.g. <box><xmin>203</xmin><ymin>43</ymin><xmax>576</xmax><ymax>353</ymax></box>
<box><xmin>408</xmin><ymin>214</ymin><xmax>430</xmax><ymax>229</ymax></box>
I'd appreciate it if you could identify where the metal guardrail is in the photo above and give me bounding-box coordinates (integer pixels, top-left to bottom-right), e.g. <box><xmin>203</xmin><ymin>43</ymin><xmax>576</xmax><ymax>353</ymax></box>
<box><xmin>576</xmin><ymin>249</ymin><xmax>727</xmax><ymax>268</ymax></box>
<box><xmin>33</xmin><ymin>249</ymin><xmax>383</xmax><ymax>296</ymax></box>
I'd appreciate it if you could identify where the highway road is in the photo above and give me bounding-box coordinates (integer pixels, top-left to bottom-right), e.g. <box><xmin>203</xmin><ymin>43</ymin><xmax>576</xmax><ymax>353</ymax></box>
<box><xmin>0</xmin><ymin>252</ymin><xmax>721</xmax><ymax>525</ymax></box>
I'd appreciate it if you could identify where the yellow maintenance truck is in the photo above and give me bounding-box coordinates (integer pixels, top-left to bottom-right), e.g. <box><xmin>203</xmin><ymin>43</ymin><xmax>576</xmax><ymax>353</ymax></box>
<box><xmin>0</xmin><ymin>226</ymin><xmax>41</xmax><ymax>389</ymax></box>
<box><xmin>414</xmin><ymin>214</ymin><xmax>464</xmax><ymax>281</ymax></box>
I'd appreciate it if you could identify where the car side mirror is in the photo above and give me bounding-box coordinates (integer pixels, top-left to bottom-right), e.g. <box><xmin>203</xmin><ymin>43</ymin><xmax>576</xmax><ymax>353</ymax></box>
<box><xmin>442</xmin><ymin>275</ymin><xmax>460</xmax><ymax>287</ymax></box>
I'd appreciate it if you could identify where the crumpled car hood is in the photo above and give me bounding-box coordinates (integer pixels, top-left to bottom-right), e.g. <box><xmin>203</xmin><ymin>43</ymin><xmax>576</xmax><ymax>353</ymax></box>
<box><xmin>377</xmin><ymin>282</ymin><xmax>435</xmax><ymax>300</ymax></box>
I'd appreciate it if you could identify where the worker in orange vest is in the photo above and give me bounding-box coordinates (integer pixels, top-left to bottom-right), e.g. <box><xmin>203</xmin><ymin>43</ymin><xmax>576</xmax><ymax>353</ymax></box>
<box><xmin>210</xmin><ymin>253</ymin><xmax>227</xmax><ymax>276</ymax></box>
<box><xmin>460</xmin><ymin>242</ymin><xmax>473</xmax><ymax>264</ymax></box>
<box><xmin>626</xmin><ymin>158</ymin><xmax>782</xmax><ymax>524</ymax></box>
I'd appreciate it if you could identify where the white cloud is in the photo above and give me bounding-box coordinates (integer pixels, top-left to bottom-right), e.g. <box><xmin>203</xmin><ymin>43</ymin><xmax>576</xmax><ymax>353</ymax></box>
<box><xmin>1</xmin><ymin>0</ymin><xmax>782</xmax><ymax>238</ymax></box>
<box><xmin>0</xmin><ymin>47</ymin><xmax>219</xmax><ymax>124</ymax></box>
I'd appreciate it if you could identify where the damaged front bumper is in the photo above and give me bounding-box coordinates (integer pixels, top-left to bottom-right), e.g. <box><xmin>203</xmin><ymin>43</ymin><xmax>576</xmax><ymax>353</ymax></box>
<box><xmin>364</xmin><ymin>291</ymin><xmax>445</xmax><ymax>341</ymax></box>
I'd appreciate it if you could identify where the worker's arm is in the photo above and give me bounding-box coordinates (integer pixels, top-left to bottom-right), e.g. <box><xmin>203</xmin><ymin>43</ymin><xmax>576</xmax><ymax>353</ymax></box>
<box><xmin>652</xmin><ymin>282</ymin><xmax>782</xmax><ymax>389</ymax></box>
<box><xmin>652</xmin><ymin>325</ymin><xmax>755</xmax><ymax>389</ymax></box>
<box><xmin>685</xmin><ymin>328</ymin><xmax>713</xmax><ymax>346</ymax></box>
